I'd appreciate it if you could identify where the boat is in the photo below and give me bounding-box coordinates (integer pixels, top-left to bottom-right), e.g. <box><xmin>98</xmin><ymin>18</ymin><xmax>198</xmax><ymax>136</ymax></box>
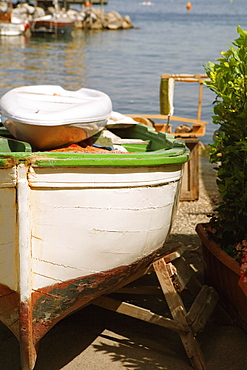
<box><xmin>0</xmin><ymin>1</ymin><xmax>29</xmax><ymax>36</ymax></box>
<box><xmin>90</xmin><ymin>0</ymin><xmax>108</xmax><ymax>4</ymax></box>
<box><xmin>0</xmin><ymin>85</ymin><xmax>112</xmax><ymax>150</ymax></box>
<box><xmin>30</xmin><ymin>13</ymin><xmax>74</xmax><ymax>35</ymax></box>
<box><xmin>0</xmin><ymin>20</ymin><xmax>28</xmax><ymax>36</ymax></box>
<box><xmin>60</xmin><ymin>0</ymin><xmax>108</xmax><ymax>6</ymax></box>
<box><xmin>0</xmin><ymin>87</ymin><xmax>189</xmax><ymax>369</ymax></box>
<box><xmin>30</xmin><ymin>0</ymin><xmax>74</xmax><ymax>36</ymax></box>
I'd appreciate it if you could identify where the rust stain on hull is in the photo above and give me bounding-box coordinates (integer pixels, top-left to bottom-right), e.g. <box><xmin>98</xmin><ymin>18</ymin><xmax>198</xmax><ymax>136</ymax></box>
<box><xmin>19</xmin><ymin>301</ymin><xmax>37</xmax><ymax>370</ymax></box>
<box><xmin>0</xmin><ymin>242</ymin><xmax>178</xmax><ymax>369</ymax></box>
<box><xmin>31</xmin><ymin>242</ymin><xmax>178</xmax><ymax>343</ymax></box>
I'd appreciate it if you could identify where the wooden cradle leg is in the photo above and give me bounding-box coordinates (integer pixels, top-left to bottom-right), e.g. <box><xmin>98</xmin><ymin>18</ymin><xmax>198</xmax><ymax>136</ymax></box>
<box><xmin>153</xmin><ymin>258</ymin><xmax>207</xmax><ymax>370</ymax></box>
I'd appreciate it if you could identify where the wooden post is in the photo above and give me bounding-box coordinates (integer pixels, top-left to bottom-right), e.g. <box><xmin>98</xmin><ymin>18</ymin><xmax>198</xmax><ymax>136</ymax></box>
<box><xmin>153</xmin><ymin>258</ymin><xmax>207</xmax><ymax>370</ymax></box>
<box><xmin>179</xmin><ymin>138</ymin><xmax>200</xmax><ymax>201</ymax></box>
<box><xmin>197</xmin><ymin>82</ymin><xmax>204</xmax><ymax>121</ymax></box>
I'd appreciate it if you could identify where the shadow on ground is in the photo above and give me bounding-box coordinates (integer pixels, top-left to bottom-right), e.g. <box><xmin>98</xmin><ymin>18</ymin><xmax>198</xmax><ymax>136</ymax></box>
<box><xmin>2</xmin><ymin>282</ymin><xmax>246</xmax><ymax>370</ymax></box>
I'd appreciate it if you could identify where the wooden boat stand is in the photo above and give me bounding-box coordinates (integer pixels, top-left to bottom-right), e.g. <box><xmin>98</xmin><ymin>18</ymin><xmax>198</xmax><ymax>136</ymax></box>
<box><xmin>93</xmin><ymin>248</ymin><xmax>218</xmax><ymax>370</ymax></box>
<box><xmin>127</xmin><ymin>73</ymin><xmax>210</xmax><ymax>138</ymax></box>
<box><xmin>125</xmin><ymin>74</ymin><xmax>211</xmax><ymax>201</ymax></box>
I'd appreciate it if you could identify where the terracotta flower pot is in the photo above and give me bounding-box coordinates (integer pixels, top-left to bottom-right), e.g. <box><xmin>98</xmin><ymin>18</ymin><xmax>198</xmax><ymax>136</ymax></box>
<box><xmin>196</xmin><ymin>223</ymin><xmax>247</xmax><ymax>333</ymax></box>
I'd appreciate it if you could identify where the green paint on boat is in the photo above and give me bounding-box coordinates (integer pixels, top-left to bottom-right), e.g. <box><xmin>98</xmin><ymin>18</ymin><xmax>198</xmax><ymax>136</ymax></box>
<box><xmin>0</xmin><ymin>124</ymin><xmax>190</xmax><ymax>168</ymax></box>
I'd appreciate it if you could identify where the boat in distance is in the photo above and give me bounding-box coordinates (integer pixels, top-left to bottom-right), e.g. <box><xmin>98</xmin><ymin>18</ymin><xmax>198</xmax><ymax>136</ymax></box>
<box><xmin>29</xmin><ymin>0</ymin><xmax>74</xmax><ymax>36</ymax></box>
<box><xmin>0</xmin><ymin>121</ymin><xmax>189</xmax><ymax>369</ymax></box>
<box><xmin>0</xmin><ymin>1</ymin><xmax>29</xmax><ymax>36</ymax></box>
<box><xmin>29</xmin><ymin>14</ymin><xmax>74</xmax><ymax>35</ymax></box>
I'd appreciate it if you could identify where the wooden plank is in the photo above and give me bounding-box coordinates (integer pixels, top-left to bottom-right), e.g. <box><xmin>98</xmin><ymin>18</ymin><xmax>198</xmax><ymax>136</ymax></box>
<box><xmin>126</xmin><ymin>113</ymin><xmax>208</xmax><ymax>125</ymax></box>
<box><xmin>153</xmin><ymin>258</ymin><xmax>207</xmax><ymax>370</ymax></box>
<box><xmin>197</xmin><ymin>83</ymin><xmax>204</xmax><ymax>121</ymax></box>
<box><xmin>164</xmin><ymin>246</ymin><xmax>187</xmax><ymax>262</ymax></box>
<box><xmin>93</xmin><ymin>296</ymin><xmax>187</xmax><ymax>334</ymax></box>
<box><xmin>130</xmin><ymin>116</ymin><xmax>153</xmax><ymax>127</ymax></box>
<box><xmin>127</xmin><ymin>114</ymin><xmax>207</xmax><ymax>138</ymax></box>
<box><xmin>186</xmin><ymin>286</ymin><xmax>219</xmax><ymax>335</ymax></box>
<box><xmin>115</xmin><ymin>286</ymin><xmax>162</xmax><ymax>295</ymax></box>
<box><xmin>179</xmin><ymin>138</ymin><xmax>200</xmax><ymax>201</ymax></box>
<box><xmin>160</xmin><ymin>74</ymin><xmax>209</xmax><ymax>83</ymax></box>
<box><xmin>185</xmin><ymin>275</ymin><xmax>203</xmax><ymax>296</ymax></box>
<box><xmin>93</xmin><ymin>255</ymin><xmax>215</xmax><ymax>370</ymax></box>
<box><xmin>172</xmin><ymin>257</ymin><xmax>195</xmax><ymax>293</ymax></box>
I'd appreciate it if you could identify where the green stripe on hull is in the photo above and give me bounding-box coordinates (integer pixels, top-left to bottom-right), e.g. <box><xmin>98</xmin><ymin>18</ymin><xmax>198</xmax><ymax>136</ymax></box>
<box><xmin>0</xmin><ymin>124</ymin><xmax>190</xmax><ymax>168</ymax></box>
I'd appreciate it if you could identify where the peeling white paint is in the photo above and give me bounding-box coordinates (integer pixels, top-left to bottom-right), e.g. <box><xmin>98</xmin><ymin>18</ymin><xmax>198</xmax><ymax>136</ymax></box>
<box><xmin>1</xmin><ymin>161</ymin><xmax>183</xmax><ymax>293</ymax></box>
<box><xmin>17</xmin><ymin>164</ymin><xmax>32</xmax><ymax>303</ymax></box>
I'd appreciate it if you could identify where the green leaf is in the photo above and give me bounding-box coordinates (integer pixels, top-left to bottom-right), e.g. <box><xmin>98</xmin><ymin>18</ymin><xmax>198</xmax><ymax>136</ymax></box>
<box><xmin>204</xmin><ymin>25</ymin><xmax>247</xmax><ymax>254</ymax></box>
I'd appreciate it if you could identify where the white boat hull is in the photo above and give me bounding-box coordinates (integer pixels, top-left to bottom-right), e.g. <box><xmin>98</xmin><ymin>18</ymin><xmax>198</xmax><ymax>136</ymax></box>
<box><xmin>30</xmin><ymin>15</ymin><xmax>74</xmax><ymax>35</ymax></box>
<box><xmin>0</xmin><ymin>2</ymin><xmax>29</xmax><ymax>36</ymax></box>
<box><xmin>0</xmin><ymin>122</ymin><xmax>189</xmax><ymax>369</ymax></box>
<box><xmin>0</xmin><ymin>162</ymin><xmax>182</xmax><ymax>289</ymax></box>
<box><xmin>0</xmin><ymin>21</ymin><xmax>27</xmax><ymax>36</ymax></box>
<box><xmin>29</xmin><ymin>164</ymin><xmax>181</xmax><ymax>289</ymax></box>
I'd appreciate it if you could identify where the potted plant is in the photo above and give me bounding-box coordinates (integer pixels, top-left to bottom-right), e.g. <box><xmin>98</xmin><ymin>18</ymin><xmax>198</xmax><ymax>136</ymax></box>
<box><xmin>196</xmin><ymin>25</ymin><xmax>247</xmax><ymax>332</ymax></box>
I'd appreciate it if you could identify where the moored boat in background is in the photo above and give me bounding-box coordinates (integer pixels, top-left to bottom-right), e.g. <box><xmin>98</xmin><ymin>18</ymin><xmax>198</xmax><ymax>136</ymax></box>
<box><xmin>30</xmin><ymin>13</ymin><xmax>74</xmax><ymax>35</ymax></box>
<box><xmin>0</xmin><ymin>1</ymin><xmax>29</xmax><ymax>36</ymax></box>
<box><xmin>30</xmin><ymin>0</ymin><xmax>74</xmax><ymax>35</ymax></box>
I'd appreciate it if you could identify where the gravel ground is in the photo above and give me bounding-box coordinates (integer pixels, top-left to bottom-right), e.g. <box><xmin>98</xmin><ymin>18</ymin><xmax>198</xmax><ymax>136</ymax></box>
<box><xmin>172</xmin><ymin>156</ymin><xmax>218</xmax><ymax>236</ymax></box>
<box><xmin>166</xmin><ymin>155</ymin><xmax>219</xmax><ymax>282</ymax></box>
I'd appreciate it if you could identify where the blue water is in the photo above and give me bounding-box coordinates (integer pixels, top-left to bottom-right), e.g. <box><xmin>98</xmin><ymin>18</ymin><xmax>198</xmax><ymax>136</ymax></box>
<box><xmin>0</xmin><ymin>0</ymin><xmax>247</xmax><ymax>143</ymax></box>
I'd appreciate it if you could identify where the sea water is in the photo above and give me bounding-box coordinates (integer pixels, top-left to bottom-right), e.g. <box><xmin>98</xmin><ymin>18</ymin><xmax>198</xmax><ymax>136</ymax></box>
<box><xmin>0</xmin><ymin>0</ymin><xmax>246</xmax><ymax>144</ymax></box>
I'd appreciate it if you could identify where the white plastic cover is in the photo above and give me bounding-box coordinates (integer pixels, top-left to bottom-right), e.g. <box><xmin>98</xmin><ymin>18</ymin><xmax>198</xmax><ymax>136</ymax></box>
<box><xmin>0</xmin><ymin>85</ymin><xmax>112</xmax><ymax>126</ymax></box>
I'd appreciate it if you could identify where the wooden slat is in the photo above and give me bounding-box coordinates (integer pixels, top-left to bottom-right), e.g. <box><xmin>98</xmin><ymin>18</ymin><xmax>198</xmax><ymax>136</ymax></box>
<box><xmin>93</xmin><ymin>296</ymin><xmax>187</xmax><ymax>334</ymax></box>
<box><xmin>161</xmin><ymin>74</ymin><xmax>210</xmax><ymax>82</ymax></box>
<box><xmin>153</xmin><ymin>258</ymin><xmax>207</xmax><ymax>370</ymax></box>
<box><xmin>179</xmin><ymin>138</ymin><xmax>200</xmax><ymax>201</ymax></box>
<box><xmin>172</xmin><ymin>257</ymin><xmax>195</xmax><ymax>293</ymax></box>
<box><xmin>164</xmin><ymin>246</ymin><xmax>187</xmax><ymax>262</ymax></box>
<box><xmin>92</xmin><ymin>253</ymin><xmax>217</xmax><ymax>370</ymax></box>
<box><xmin>197</xmin><ymin>83</ymin><xmax>204</xmax><ymax>121</ymax></box>
<box><xmin>127</xmin><ymin>114</ymin><xmax>207</xmax><ymax>137</ymax></box>
<box><xmin>115</xmin><ymin>286</ymin><xmax>162</xmax><ymax>295</ymax></box>
<box><xmin>186</xmin><ymin>286</ymin><xmax>219</xmax><ymax>335</ymax></box>
<box><xmin>127</xmin><ymin>113</ymin><xmax>208</xmax><ymax>125</ymax></box>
